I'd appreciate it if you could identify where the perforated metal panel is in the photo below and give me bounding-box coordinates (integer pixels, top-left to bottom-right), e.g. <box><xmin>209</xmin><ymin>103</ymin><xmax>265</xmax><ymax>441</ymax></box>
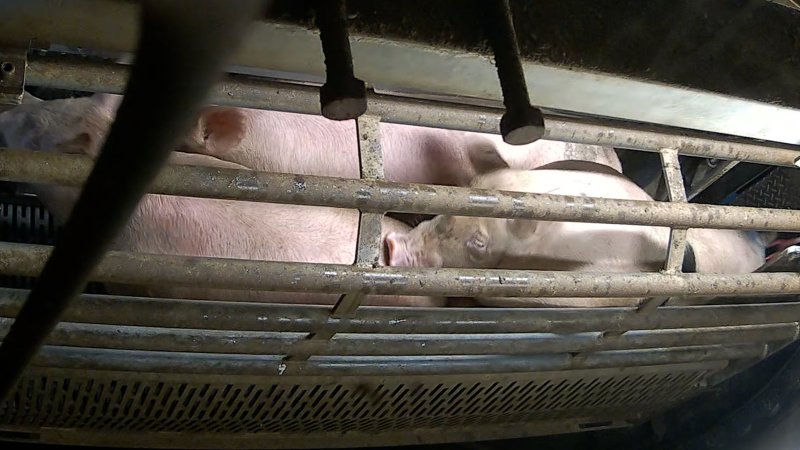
<box><xmin>0</xmin><ymin>365</ymin><xmax>719</xmax><ymax>447</ymax></box>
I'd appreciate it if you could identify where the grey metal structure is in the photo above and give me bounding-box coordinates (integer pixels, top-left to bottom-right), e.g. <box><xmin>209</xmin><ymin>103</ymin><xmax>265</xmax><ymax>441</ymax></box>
<box><xmin>1</xmin><ymin>1</ymin><xmax>800</xmax><ymax>448</ymax></box>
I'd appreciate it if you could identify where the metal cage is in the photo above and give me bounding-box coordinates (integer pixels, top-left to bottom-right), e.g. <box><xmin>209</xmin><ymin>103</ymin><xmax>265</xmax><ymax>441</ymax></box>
<box><xmin>0</xmin><ymin>1</ymin><xmax>799</xmax><ymax>448</ymax></box>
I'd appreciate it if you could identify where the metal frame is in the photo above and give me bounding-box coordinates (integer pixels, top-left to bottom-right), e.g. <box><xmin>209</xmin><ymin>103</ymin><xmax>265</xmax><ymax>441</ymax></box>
<box><xmin>24</xmin><ymin>54</ymin><xmax>800</xmax><ymax>168</ymax></box>
<box><xmin>5</xmin><ymin>0</ymin><xmax>800</xmax><ymax>146</ymax></box>
<box><xmin>1</xmin><ymin>2</ymin><xmax>800</xmax><ymax>447</ymax></box>
<box><xmin>0</xmin><ymin>0</ymin><xmax>265</xmax><ymax>402</ymax></box>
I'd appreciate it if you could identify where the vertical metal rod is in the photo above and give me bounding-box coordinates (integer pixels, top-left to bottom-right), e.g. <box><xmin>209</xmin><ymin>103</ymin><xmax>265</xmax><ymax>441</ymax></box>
<box><xmin>660</xmin><ymin>148</ymin><xmax>689</xmax><ymax>272</ymax></box>
<box><xmin>480</xmin><ymin>0</ymin><xmax>544</xmax><ymax>145</ymax></box>
<box><xmin>313</xmin><ymin>0</ymin><xmax>367</xmax><ymax>120</ymax></box>
<box><xmin>607</xmin><ymin>149</ymin><xmax>689</xmax><ymax>331</ymax></box>
<box><xmin>333</xmin><ymin>115</ymin><xmax>385</xmax><ymax>314</ymax></box>
<box><xmin>285</xmin><ymin>115</ymin><xmax>385</xmax><ymax>358</ymax></box>
<box><xmin>637</xmin><ymin>149</ymin><xmax>689</xmax><ymax>314</ymax></box>
<box><xmin>0</xmin><ymin>0</ymin><xmax>264</xmax><ymax>402</ymax></box>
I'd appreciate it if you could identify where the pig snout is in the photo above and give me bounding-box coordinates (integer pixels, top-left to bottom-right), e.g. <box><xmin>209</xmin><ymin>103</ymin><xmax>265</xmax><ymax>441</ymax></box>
<box><xmin>385</xmin><ymin>230</ymin><xmax>444</xmax><ymax>268</ymax></box>
<box><xmin>385</xmin><ymin>232</ymin><xmax>414</xmax><ymax>267</ymax></box>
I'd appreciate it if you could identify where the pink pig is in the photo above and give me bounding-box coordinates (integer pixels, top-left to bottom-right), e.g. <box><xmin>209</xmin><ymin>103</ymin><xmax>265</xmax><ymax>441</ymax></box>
<box><xmin>0</xmin><ymin>94</ymin><xmax>442</xmax><ymax>306</ymax></box>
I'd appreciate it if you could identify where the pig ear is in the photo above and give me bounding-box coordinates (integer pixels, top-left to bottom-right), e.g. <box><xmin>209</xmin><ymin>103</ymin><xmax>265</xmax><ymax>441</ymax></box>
<box><xmin>196</xmin><ymin>107</ymin><xmax>246</xmax><ymax>152</ymax></box>
<box><xmin>506</xmin><ymin>218</ymin><xmax>538</xmax><ymax>241</ymax></box>
<box><xmin>54</xmin><ymin>132</ymin><xmax>94</xmax><ymax>156</ymax></box>
<box><xmin>467</xmin><ymin>140</ymin><xmax>510</xmax><ymax>175</ymax></box>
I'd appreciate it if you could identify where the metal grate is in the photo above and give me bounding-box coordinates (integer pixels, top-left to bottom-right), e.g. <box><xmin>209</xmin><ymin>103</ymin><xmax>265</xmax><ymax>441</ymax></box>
<box><xmin>0</xmin><ymin>366</ymin><xmax>714</xmax><ymax>437</ymax></box>
<box><xmin>0</xmin><ymin>197</ymin><xmax>105</xmax><ymax>293</ymax></box>
<box><xmin>733</xmin><ymin>167</ymin><xmax>800</xmax><ymax>210</ymax></box>
<box><xmin>0</xmin><ymin>196</ymin><xmax>55</xmax><ymax>291</ymax></box>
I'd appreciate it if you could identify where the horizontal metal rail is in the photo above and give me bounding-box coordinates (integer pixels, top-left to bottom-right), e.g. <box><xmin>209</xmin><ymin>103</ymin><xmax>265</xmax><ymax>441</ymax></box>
<box><xmin>1</xmin><ymin>288</ymin><xmax>800</xmax><ymax>334</ymax></box>
<box><xmin>2</xmin><ymin>149</ymin><xmax>800</xmax><ymax>231</ymax></box>
<box><xmin>0</xmin><ymin>318</ymin><xmax>793</xmax><ymax>356</ymax></box>
<box><xmin>25</xmin><ymin>54</ymin><xmax>800</xmax><ymax>168</ymax></box>
<box><xmin>25</xmin><ymin>344</ymin><xmax>767</xmax><ymax>376</ymax></box>
<box><xmin>1</xmin><ymin>243</ymin><xmax>799</xmax><ymax>298</ymax></box>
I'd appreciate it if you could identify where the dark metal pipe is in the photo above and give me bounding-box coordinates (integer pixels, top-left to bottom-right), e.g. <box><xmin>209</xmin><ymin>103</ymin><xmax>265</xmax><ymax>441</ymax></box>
<box><xmin>312</xmin><ymin>0</ymin><xmax>366</xmax><ymax>120</ymax></box>
<box><xmin>480</xmin><ymin>0</ymin><xmax>544</xmax><ymax>145</ymax></box>
<box><xmin>1</xmin><ymin>243</ymin><xmax>799</xmax><ymax>299</ymax></box>
<box><xmin>27</xmin><ymin>344</ymin><xmax>766</xmax><ymax>376</ymax></box>
<box><xmin>2</xmin><ymin>318</ymin><xmax>792</xmax><ymax>357</ymax></box>
<box><xmin>0</xmin><ymin>0</ymin><xmax>265</xmax><ymax>402</ymax></box>
<box><xmin>25</xmin><ymin>55</ymin><xmax>800</xmax><ymax>168</ymax></box>
<box><xmin>3</xmin><ymin>149</ymin><xmax>800</xmax><ymax>231</ymax></box>
<box><xmin>1</xmin><ymin>288</ymin><xmax>800</xmax><ymax>335</ymax></box>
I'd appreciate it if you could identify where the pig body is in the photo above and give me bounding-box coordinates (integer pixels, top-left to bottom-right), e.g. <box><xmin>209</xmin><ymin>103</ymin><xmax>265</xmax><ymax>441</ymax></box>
<box><xmin>482</xmin><ymin>134</ymin><xmax>623</xmax><ymax>174</ymax></box>
<box><xmin>0</xmin><ymin>94</ymin><xmax>442</xmax><ymax>306</ymax></box>
<box><xmin>178</xmin><ymin>104</ymin><xmax>623</xmax><ymax>186</ymax></box>
<box><xmin>386</xmin><ymin>162</ymin><xmax>767</xmax><ymax>307</ymax></box>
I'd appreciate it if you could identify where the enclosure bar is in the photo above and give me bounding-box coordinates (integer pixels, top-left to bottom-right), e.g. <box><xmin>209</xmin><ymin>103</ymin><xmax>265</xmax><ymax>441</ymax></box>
<box><xmin>26</xmin><ymin>54</ymin><xmax>800</xmax><ymax>168</ymax></box>
<box><xmin>26</xmin><ymin>343</ymin><xmax>766</xmax><ymax>376</ymax></box>
<box><xmin>1</xmin><ymin>243</ymin><xmax>799</xmax><ymax>299</ymax></box>
<box><xmin>295</xmin><ymin>116</ymin><xmax>386</xmax><ymax>357</ymax></box>
<box><xmin>687</xmin><ymin>160</ymin><xmax>740</xmax><ymax>201</ymax></box>
<box><xmin>2</xmin><ymin>288</ymin><xmax>800</xmax><ymax>334</ymax></box>
<box><xmin>0</xmin><ymin>2</ymin><xmax>264</xmax><ymax>402</ymax></box>
<box><xmin>635</xmin><ymin>149</ymin><xmax>690</xmax><ymax>316</ymax></box>
<box><xmin>659</xmin><ymin>148</ymin><xmax>689</xmax><ymax>274</ymax></box>
<box><xmin>706</xmin><ymin>340</ymin><xmax>795</xmax><ymax>387</ymax></box>
<box><xmin>1</xmin><ymin>318</ymin><xmax>793</xmax><ymax>357</ymax></box>
<box><xmin>667</xmin><ymin>246</ymin><xmax>800</xmax><ymax>306</ymax></box>
<box><xmin>3</xmin><ymin>149</ymin><xmax>800</xmax><ymax>232</ymax></box>
<box><xmin>334</xmin><ymin>115</ymin><xmax>385</xmax><ymax>314</ymax></box>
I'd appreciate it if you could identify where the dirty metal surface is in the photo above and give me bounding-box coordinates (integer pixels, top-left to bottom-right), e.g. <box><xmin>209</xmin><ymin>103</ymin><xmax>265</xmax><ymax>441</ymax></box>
<box><xmin>1</xmin><ymin>242</ymin><xmax>799</xmax><ymax>299</ymax></box>
<box><xmin>24</xmin><ymin>55</ymin><xmax>800</xmax><ymax>166</ymax></box>
<box><xmin>0</xmin><ymin>50</ymin><xmax>25</xmax><ymax>108</ymax></box>
<box><xmin>0</xmin><ymin>365</ymin><xmax>719</xmax><ymax>448</ymax></box>
<box><xmin>3</xmin><ymin>150</ymin><xmax>800</xmax><ymax>232</ymax></box>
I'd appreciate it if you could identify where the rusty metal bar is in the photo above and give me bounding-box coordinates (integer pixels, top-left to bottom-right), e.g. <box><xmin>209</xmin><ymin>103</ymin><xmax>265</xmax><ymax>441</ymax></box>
<box><xmin>26</xmin><ymin>343</ymin><xmax>766</xmax><ymax>376</ymax></box>
<box><xmin>24</xmin><ymin>54</ymin><xmax>800</xmax><ymax>168</ymax></box>
<box><xmin>1</xmin><ymin>318</ymin><xmax>793</xmax><ymax>356</ymax></box>
<box><xmin>1</xmin><ymin>243</ymin><xmax>799</xmax><ymax>299</ymax></box>
<box><xmin>3</xmin><ymin>149</ymin><xmax>800</xmax><ymax>232</ymax></box>
<box><xmin>0</xmin><ymin>1</ymin><xmax>265</xmax><ymax>402</ymax></box>
<box><xmin>2</xmin><ymin>288</ymin><xmax>800</xmax><ymax>334</ymax></box>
